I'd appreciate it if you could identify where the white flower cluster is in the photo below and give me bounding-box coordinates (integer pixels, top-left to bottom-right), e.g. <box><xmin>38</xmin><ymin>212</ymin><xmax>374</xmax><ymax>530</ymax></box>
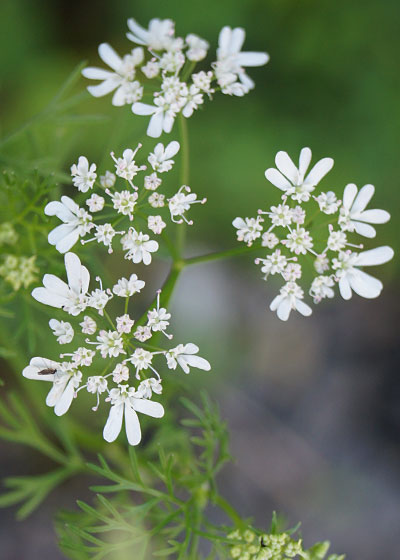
<box><xmin>45</xmin><ymin>141</ymin><xmax>206</xmax><ymax>255</ymax></box>
<box><xmin>233</xmin><ymin>147</ymin><xmax>394</xmax><ymax>321</ymax></box>
<box><xmin>24</xmin><ymin>252</ymin><xmax>211</xmax><ymax>445</ymax></box>
<box><xmin>82</xmin><ymin>18</ymin><xmax>269</xmax><ymax>137</ymax></box>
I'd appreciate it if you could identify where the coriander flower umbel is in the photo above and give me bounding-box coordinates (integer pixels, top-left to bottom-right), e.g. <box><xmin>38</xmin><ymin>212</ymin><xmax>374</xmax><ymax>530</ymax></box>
<box><xmin>265</xmin><ymin>147</ymin><xmax>333</xmax><ymax>202</ymax></box>
<box><xmin>82</xmin><ymin>43</ymin><xmax>144</xmax><ymax>106</ymax></box>
<box><xmin>32</xmin><ymin>252</ymin><xmax>89</xmax><ymax>316</ymax></box>
<box><xmin>339</xmin><ymin>183</ymin><xmax>390</xmax><ymax>238</ymax></box>
<box><xmin>45</xmin><ymin>196</ymin><xmax>94</xmax><ymax>253</ymax></box>
<box><xmin>70</xmin><ymin>156</ymin><xmax>97</xmax><ymax>193</ymax></box>
<box><xmin>103</xmin><ymin>384</ymin><xmax>164</xmax><ymax>446</ymax></box>
<box><xmin>214</xmin><ymin>26</ymin><xmax>269</xmax><ymax>96</ymax></box>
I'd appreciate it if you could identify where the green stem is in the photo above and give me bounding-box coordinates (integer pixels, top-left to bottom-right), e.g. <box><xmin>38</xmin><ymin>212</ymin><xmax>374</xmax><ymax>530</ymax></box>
<box><xmin>184</xmin><ymin>243</ymin><xmax>262</xmax><ymax>266</ymax></box>
<box><xmin>177</xmin><ymin>114</ymin><xmax>190</xmax><ymax>258</ymax></box>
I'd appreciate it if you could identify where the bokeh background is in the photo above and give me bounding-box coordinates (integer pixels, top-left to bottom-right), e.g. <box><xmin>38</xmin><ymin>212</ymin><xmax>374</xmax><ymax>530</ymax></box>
<box><xmin>1</xmin><ymin>0</ymin><xmax>399</xmax><ymax>558</ymax></box>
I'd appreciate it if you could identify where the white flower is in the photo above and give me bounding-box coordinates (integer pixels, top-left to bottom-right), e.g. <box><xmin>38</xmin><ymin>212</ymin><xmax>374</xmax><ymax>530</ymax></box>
<box><xmin>182</xmin><ymin>85</ymin><xmax>204</xmax><ymax>118</ymax></box>
<box><xmin>108</xmin><ymin>189</ymin><xmax>138</xmax><ymax>220</ymax></box>
<box><xmin>144</xmin><ymin>172</ymin><xmax>162</xmax><ymax>191</ymax></box>
<box><xmin>129</xmin><ymin>348</ymin><xmax>154</xmax><ymax>378</ymax></box>
<box><xmin>88</xmin><ymin>287</ymin><xmax>112</xmax><ymax>315</ymax></box>
<box><xmin>137</xmin><ymin>378</ymin><xmax>163</xmax><ymax>399</ymax></box>
<box><xmin>261</xmin><ymin>231</ymin><xmax>279</xmax><ymax>249</ymax></box>
<box><xmin>94</xmin><ymin>224</ymin><xmax>118</xmax><ymax>253</ymax></box>
<box><xmin>168</xmin><ymin>186</ymin><xmax>206</xmax><ymax>225</ymax></box>
<box><xmin>49</xmin><ymin>319</ymin><xmax>74</xmax><ymax>345</ymax></box>
<box><xmin>23</xmin><ymin>358</ymin><xmax>82</xmax><ymax>416</ymax></box>
<box><xmin>82</xmin><ymin>44</ymin><xmax>144</xmax><ymax>106</ymax></box>
<box><xmin>166</xmin><ymin>343</ymin><xmax>211</xmax><ymax>374</ymax></box>
<box><xmin>332</xmin><ymin>246</ymin><xmax>394</xmax><ymax>300</ymax></box>
<box><xmin>103</xmin><ymin>384</ymin><xmax>164</xmax><ymax>446</ymax></box>
<box><xmin>159</xmin><ymin>50</ymin><xmax>185</xmax><ymax>73</ymax></box>
<box><xmin>111</xmin><ymin>146</ymin><xmax>146</xmax><ymax>187</ymax></box>
<box><xmin>113</xmin><ymin>274</ymin><xmax>145</xmax><ymax>297</ymax></box>
<box><xmin>32</xmin><ymin>252</ymin><xmax>89</xmax><ymax>316</ymax></box>
<box><xmin>112</xmin><ymin>363</ymin><xmax>130</xmax><ymax>383</ymax></box>
<box><xmin>327</xmin><ymin>229</ymin><xmax>347</xmax><ymax>252</ymax></box>
<box><xmin>141</xmin><ymin>60</ymin><xmax>160</xmax><ymax>79</ymax></box>
<box><xmin>315</xmin><ymin>191</ymin><xmax>340</xmax><ymax>214</ymax></box>
<box><xmin>270</xmin><ymin>282</ymin><xmax>312</xmax><ymax>321</ymax></box>
<box><xmin>80</xmin><ymin>315</ymin><xmax>97</xmax><ymax>335</ymax></box>
<box><xmin>269</xmin><ymin>203</ymin><xmax>293</xmax><ymax>227</ymax></box>
<box><xmin>72</xmin><ymin>347</ymin><xmax>95</xmax><ymax>367</ymax></box>
<box><xmin>256</xmin><ymin>250</ymin><xmax>288</xmax><ymax>278</ymax></box>
<box><xmin>45</xmin><ymin>196</ymin><xmax>93</xmax><ymax>253</ymax></box>
<box><xmin>314</xmin><ymin>254</ymin><xmax>329</xmax><ymax>274</ymax></box>
<box><xmin>134</xmin><ymin>325</ymin><xmax>152</xmax><ymax>342</ymax></box>
<box><xmin>132</xmin><ymin>97</ymin><xmax>178</xmax><ymax>138</ymax></box>
<box><xmin>126</xmin><ymin>18</ymin><xmax>175</xmax><ymax>51</ymax></box>
<box><xmin>192</xmin><ymin>71</ymin><xmax>214</xmax><ymax>95</ymax></box>
<box><xmin>148</xmin><ymin>215</ymin><xmax>166</xmax><ymax>234</ymax></box>
<box><xmin>96</xmin><ymin>330</ymin><xmax>126</xmax><ymax>358</ymax></box>
<box><xmin>186</xmin><ymin>33</ymin><xmax>209</xmax><ymax>61</ymax></box>
<box><xmin>148</xmin><ymin>192</ymin><xmax>165</xmax><ymax>208</ymax></box>
<box><xmin>310</xmin><ymin>276</ymin><xmax>335</xmax><ymax>303</ymax></box>
<box><xmin>232</xmin><ymin>216</ymin><xmax>263</xmax><ymax>246</ymax></box>
<box><xmin>339</xmin><ymin>183</ymin><xmax>390</xmax><ymax>238</ymax></box>
<box><xmin>147</xmin><ymin>291</ymin><xmax>171</xmax><ymax>338</ymax></box>
<box><xmin>70</xmin><ymin>156</ymin><xmax>97</xmax><ymax>193</ymax></box>
<box><xmin>99</xmin><ymin>171</ymin><xmax>116</xmax><ymax>189</ymax></box>
<box><xmin>282</xmin><ymin>262</ymin><xmax>302</xmax><ymax>282</ymax></box>
<box><xmin>284</xmin><ymin>227</ymin><xmax>313</xmax><ymax>255</ymax></box>
<box><xmin>86</xmin><ymin>193</ymin><xmax>105</xmax><ymax>213</ymax></box>
<box><xmin>116</xmin><ymin>314</ymin><xmax>135</xmax><ymax>334</ymax></box>
<box><xmin>87</xmin><ymin>376</ymin><xmax>108</xmax><ymax>411</ymax></box>
<box><xmin>291</xmin><ymin>205</ymin><xmax>306</xmax><ymax>225</ymax></box>
<box><xmin>121</xmin><ymin>228</ymin><xmax>159</xmax><ymax>265</ymax></box>
<box><xmin>148</xmin><ymin>141</ymin><xmax>180</xmax><ymax>173</ymax></box>
<box><xmin>214</xmin><ymin>26</ymin><xmax>269</xmax><ymax>96</ymax></box>
<box><xmin>265</xmin><ymin>148</ymin><xmax>334</xmax><ymax>202</ymax></box>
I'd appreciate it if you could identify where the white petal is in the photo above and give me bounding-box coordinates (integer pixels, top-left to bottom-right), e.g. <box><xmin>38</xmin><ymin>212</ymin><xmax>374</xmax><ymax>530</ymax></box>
<box><xmin>31</xmin><ymin>287</ymin><xmax>69</xmax><ymax>308</ymax></box>
<box><xmin>162</xmin><ymin>113</ymin><xmax>174</xmax><ymax>134</ymax></box>
<box><xmin>355</xmin><ymin>246</ymin><xmax>394</xmax><ymax>266</ymax></box>
<box><xmin>56</xmin><ymin>229</ymin><xmax>80</xmax><ymax>254</ymax></box>
<box><xmin>126</xmin><ymin>18</ymin><xmax>148</xmax><ymax>45</ymax></box>
<box><xmin>295</xmin><ymin>299</ymin><xmax>312</xmax><ymax>317</ymax></box>
<box><xmin>44</xmin><ymin>200</ymin><xmax>74</xmax><ymax>221</ymax></box>
<box><xmin>182</xmin><ymin>343</ymin><xmax>199</xmax><ymax>354</ymax></box>
<box><xmin>357</xmin><ymin>209</ymin><xmax>390</xmax><ymax>224</ymax></box>
<box><xmin>132</xmin><ymin>102</ymin><xmax>157</xmax><ymax>116</ymax></box>
<box><xmin>48</xmin><ymin>224</ymin><xmax>76</xmax><ymax>246</ymax></box>
<box><xmin>232</xmin><ymin>217</ymin><xmax>246</xmax><ymax>229</ymax></box>
<box><xmin>112</xmin><ymin>85</ymin><xmax>127</xmax><ymax>107</ymax></box>
<box><xmin>275</xmin><ymin>151</ymin><xmax>299</xmax><ymax>184</ymax></box>
<box><xmin>42</xmin><ymin>274</ymin><xmax>70</xmax><ymax>297</ymax></box>
<box><xmin>46</xmin><ymin>377</ymin><xmax>68</xmax><ymax>407</ymax></box>
<box><xmin>270</xmin><ymin>294</ymin><xmax>284</xmax><ymax>312</ymax></box>
<box><xmin>65</xmin><ymin>253</ymin><xmax>82</xmax><ymax>295</ymax></box>
<box><xmin>342</xmin><ymin>183</ymin><xmax>358</xmax><ymax>211</ymax></box>
<box><xmin>351</xmin><ymin>184</ymin><xmax>374</xmax><ymax>214</ymax></box>
<box><xmin>164</xmin><ymin>141</ymin><xmax>180</xmax><ymax>159</ymax></box>
<box><xmin>277</xmin><ymin>298</ymin><xmax>291</xmax><ymax>321</ymax></box>
<box><xmin>147</xmin><ymin>112</ymin><xmax>164</xmax><ymax>138</ymax></box>
<box><xmin>304</xmin><ymin>157</ymin><xmax>334</xmax><ymax>186</ymax></box>
<box><xmin>60</xmin><ymin>195</ymin><xmax>80</xmax><ymax>214</ymax></box>
<box><xmin>144</xmin><ymin>240</ymin><xmax>159</xmax><ymax>252</ymax></box>
<box><xmin>218</xmin><ymin>26</ymin><xmax>232</xmax><ymax>53</ymax></box>
<box><xmin>82</xmin><ymin>67</ymin><xmax>115</xmax><ymax>80</ymax></box>
<box><xmin>23</xmin><ymin>357</ymin><xmax>58</xmax><ymax>381</ymax></box>
<box><xmin>229</xmin><ymin>27</ymin><xmax>245</xmax><ymax>54</ymax></box>
<box><xmin>98</xmin><ymin>43</ymin><xmax>122</xmax><ymax>72</ymax></box>
<box><xmin>87</xmin><ymin>79</ymin><xmax>119</xmax><ymax>98</ymax></box>
<box><xmin>298</xmin><ymin>147</ymin><xmax>312</xmax><ymax>177</ymax></box>
<box><xmin>348</xmin><ymin>270</ymin><xmax>383</xmax><ymax>299</ymax></box>
<box><xmin>184</xmin><ymin>355</ymin><xmax>211</xmax><ymax>371</ymax></box>
<box><xmin>124</xmin><ymin>404</ymin><xmax>141</xmax><ymax>446</ymax></box>
<box><xmin>132</xmin><ymin>398</ymin><xmax>164</xmax><ymax>418</ymax></box>
<box><xmin>103</xmin><ymin>403</ymin><xmax>124</xmax><ymax>443</ymax></box>
<box><xmin>81</xmin><ymin>265</ymin><xmax>90</xmax><ymax>294</ymax></box>
<box><xmin>236</xmin><ymin>51</ymin><xmax>269</xmax><ymax>67</ymax></box>
<box><xmin>339</xmin><ymin>277</ymin><xmax>352</xmax><ymax>300</ymax></box>
<box><xmin>265</xmin><ymin>168</ymin><xmax>292</xmax><ymax>190</ymax></box>
<box><xmin>353</xmin><ymin>221</ymin><xmax>376</xmax><ymax>238</ymax></box>
<box><xmin>54</xmin><ymin>379</ymin><xmax>75</xmax><ymax>416</ymax></box>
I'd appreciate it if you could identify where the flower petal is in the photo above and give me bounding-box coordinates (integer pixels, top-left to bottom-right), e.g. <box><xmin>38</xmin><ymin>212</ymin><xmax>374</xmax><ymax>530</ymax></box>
<box><xmin>342</xmin><ymin>183</ymin><xmax>358</xmax><ymax>211</ymax></box>
<box><xmin>65</xmin><ymin>253</ymin><xmax>82</xmax><ymax>295</ymax></box>
<box><xmin>236</xmin><ymin>51</ymin><xmax>269</xmax><ymax>67</ymax></box>
<box><xmin>98</xmin><ymin>43</ymin><xmax>122</xmax><ymax>72</ymax></box>
<box><xmin>103</xmin><ymin>403</ymin><xmax>124</xmax><ymax>442</ymax></box>
<box><xmin>31</xmin><ymin>287</ymin><xmax>69</xmax><ymax>308</ymax></box>
<box><xmin>298</xmin><ymin>147</ymin><xmax>312</xmax><ymax>178</ymax></box>
<box><xmin>277</xmin><ymin>298</ymin><xmax>291</xmax><ymax>321</ymax></box>
<box><xmin>126</xmin><ymin>18</ymin><xmax>148</xmax><ymax>45</ymax></box>
<box><xmin>132</xmin><ymin>102</ymin><xmax>157</xmax><ymax>116</ymax></box>
<box><xmin>48</xmin><ymin>224</ymin><xmax>76</xmax><ymax>246</ymax></box>
<box><xmin>54</xmin><ymin>379</ymin><xmax>75</xmax><ymax>416</ymax></box>
<box><xmin>82</xmin><ymin>67</ymin><xmax>115</xmax><ymax>80</ymax></box>
<box><xmin>357</xmin><ymin>209</ymin><xmax>390</xmax><ymax>224</ymax></box>
<box><xmin>46</xmin><ymin>376</ymin><xmax>69</xmax><ymax>407</ymax></box>
<box><xmin>184</xmin><ymin>355</ymin><xmax>211</xmax><ymax>371</ymax></box>
<box><xmin>147</xmin><ymin>112</ymin><xmax>164</xmax><ymax>138</ymax></box>
<box><xmin>124</xmin><ymin>403</ymin><xmax>141</xmax><ymax>446</ymax></box>
<box><xmin>229</xmin><ymin>27</ymin><xmax>245</xmax><ymax>54</ymax></box>
<box><xmin>56</xmin><ymin>229</ymin><xmax>80</xmax><ymax>254</ymax></box>
<box><xmin>265</xmin><ymin>168</ymin><xmax>292</xmax><ymax>190</ymax></box>
<box><xmin>353</xmin><ymin>221</ymin><xmax>376</xmax><ymax>238</ymax></box>
<box><xmin>132</xmin><ymin>398</ymin><xmax>165</xmax><ymax>418</ymax></box>
<box><xmin>351</xmin><ymin>184</ymin><xmax>374</xmax><ymax>214</ymax></box>
<box><xmin>295</xmin><ymin>300</ymin><xmax>312</xmax><ymax>317</ymax></box>
<box><xmin>304</xmin><ymin>157</ymin><xmax>334</xmax><ymax>186</ymax></box>
<box><xmin>348</xmin><ymin>270</ymin><xmax>383</xmax><ymax>299</ymax></box>
<box><xmin>275</xmin><ymin>151</ymin><xmax>299</xmax><ymax>184</ymax></box>
<box><xmin>164</xmin><ymin>141</ymin><xmax>180</xmax><ymax>159</ymax></box>
<box><xmin>182</xmin><ymin>343</ymin><xmax>199</xmax><ymax>354</ymax></box>
<box><xmin>355</xmin><ymin>246</ymin><xmax>394</xmax><ymax>266</ymax></box>
<box><xmin>339</xmin><ymin>277</ymin><xmax>352</xmax><ymax>300</ymax></box>
<box><xmin>87</xmin><ymin>79</ymin><xmax>119</xmax><ymax>98</ymax></box>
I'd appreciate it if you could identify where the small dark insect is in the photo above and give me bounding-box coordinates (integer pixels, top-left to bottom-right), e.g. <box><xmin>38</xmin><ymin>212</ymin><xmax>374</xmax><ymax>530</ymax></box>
<box><xmin>38</xmin><ymin>368</ymin><xmax>57</xmax><ymax>376</ymax></box>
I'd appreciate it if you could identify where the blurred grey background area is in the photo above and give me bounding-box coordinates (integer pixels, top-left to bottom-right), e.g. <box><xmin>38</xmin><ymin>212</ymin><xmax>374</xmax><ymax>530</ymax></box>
<box><xmin>1</xmin><ymin>0</ymin><xmax>399</xmax><ymax>558</ymax></box>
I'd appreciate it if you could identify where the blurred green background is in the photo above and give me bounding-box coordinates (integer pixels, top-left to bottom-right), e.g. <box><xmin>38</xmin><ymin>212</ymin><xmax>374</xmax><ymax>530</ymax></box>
<box><xmin>0</xmin><ymin>0</ymin><xmax>399</xmax><ymax>559</ymax></box>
